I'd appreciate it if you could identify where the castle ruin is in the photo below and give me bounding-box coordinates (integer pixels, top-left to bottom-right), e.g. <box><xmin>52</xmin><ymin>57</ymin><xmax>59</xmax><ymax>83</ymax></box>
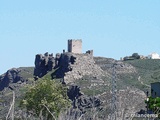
<box><xmin>34</xmin><ymin>39</ymin><xmax>96</xmax><ymax>82</ymax></box>
<box><xmin>68</xmin><ymin>39</ymin><xmax>82</xmax><ymax>53</ymax></box>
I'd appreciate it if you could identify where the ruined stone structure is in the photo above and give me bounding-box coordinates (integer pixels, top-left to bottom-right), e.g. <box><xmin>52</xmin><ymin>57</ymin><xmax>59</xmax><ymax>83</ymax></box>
<box><xmin>34</xmin><ymin>40</ymin><xmax>100</xmax><ymax>84</ymax></box>
<box><xmin>68</xmin><ymin>39</ymin><xmax>82</xmax><ymax>53</ymax></box>
<box><xmin>63</xmin><ymin>53</ymin><xmax>104</xmax><ymax>84</ymax></box>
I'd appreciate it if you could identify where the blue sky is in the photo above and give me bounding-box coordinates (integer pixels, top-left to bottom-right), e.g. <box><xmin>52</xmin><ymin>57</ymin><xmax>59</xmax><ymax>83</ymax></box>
<box><xmin>0</xmin><ymin>0</ymin><xmax>160</xmax><ymax>74</ymax></box>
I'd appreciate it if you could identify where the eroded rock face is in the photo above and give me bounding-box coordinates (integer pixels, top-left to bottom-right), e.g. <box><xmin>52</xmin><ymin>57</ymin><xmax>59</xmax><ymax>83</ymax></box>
<box><xmin>77</xmin><ymin>95</ymin><xmax>102</xmax><ymax>109</ymax></box>
<box><xmin>0</xmin><ymin>68</ymin><xmax>23</xmax><ymax>90</ymax></box>
<box><xmin>67</xmin><ymin>85</ymin><xmax>82</xmax><ymax>101</ymax></box>
<box><xmin>34</xmin><ymin>52</ymin><xmax>55</xmax><ymax>77</ymax></box>
<box><xmin>67</xmin><ymin>85</ymin><xmax>102</xmax><ymax>113</ymax></box>
<box><xmin>53</xmin><ymin>52</ymin><xmax>74</xmax><ymax>79</ymax></box>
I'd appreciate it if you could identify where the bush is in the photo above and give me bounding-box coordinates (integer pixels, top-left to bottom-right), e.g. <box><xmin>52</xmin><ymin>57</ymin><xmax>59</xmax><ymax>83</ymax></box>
<box><xmin>132</xmin><ymin>53</ymin><xmax>140</xmax><ymax>59</ymax></box>
<box><xmin>20</xmin><ymin>78</ymin><xmax>71</xmax><ymax>119</ymax></box>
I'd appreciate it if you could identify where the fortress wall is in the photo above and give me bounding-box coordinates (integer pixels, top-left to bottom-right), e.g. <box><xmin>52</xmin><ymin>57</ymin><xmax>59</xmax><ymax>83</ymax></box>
<box><xmin>64</xmin><ymin>53</ymin><xmax>104</xmax><ymax>84</ymax></box>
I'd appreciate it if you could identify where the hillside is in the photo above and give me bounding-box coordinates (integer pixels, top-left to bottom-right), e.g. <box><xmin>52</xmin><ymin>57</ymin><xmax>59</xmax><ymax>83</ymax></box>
<box><xmin>0</xmin><ymin>57</ymin><xmax>160</xmax><ymax>119</ymax></box>
<box><xmin>94</xmin><ymin>58</ymin><xmax>160</xmax><ymax>91</ymax></box>
<box><xmin>125</xmin><ymin>59</ymin><xmax>160</xmax><ymax>85</ymax></box>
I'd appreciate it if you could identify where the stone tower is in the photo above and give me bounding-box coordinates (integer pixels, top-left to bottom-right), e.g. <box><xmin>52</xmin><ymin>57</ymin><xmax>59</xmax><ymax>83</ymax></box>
<box><xmin>68</xmin><ymin>39</ymin><xmax>82</xmax><ymax>53</ymax></box>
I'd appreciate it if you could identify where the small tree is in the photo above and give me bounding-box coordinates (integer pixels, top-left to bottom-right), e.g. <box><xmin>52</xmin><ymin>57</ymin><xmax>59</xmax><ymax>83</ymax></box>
<box><xmin>146</xmin><ymin>97</ymin><xmax>160</xmax><ymax>118</ymax></box>
<box><xmin>20</xmin><ymin>78</ymin><xmax>71</xmax><ymax>119</ymax></box>
<box><xmin>132</xmin><ymin>53</ymin><xmax>140</xmax><ymax>59</ymax></box>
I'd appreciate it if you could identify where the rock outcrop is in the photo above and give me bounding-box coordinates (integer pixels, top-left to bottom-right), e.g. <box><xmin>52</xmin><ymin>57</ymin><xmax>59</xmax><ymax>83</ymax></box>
<box><xmin>0</xmin><ymin>68</ymin><xmax>24</xmax><ymax>90</ymax></box>
<box><xmin>34</xmin><ymin>52</ymin><xmax>55</xmax><ymax>77</ymax></box>
<box><xmin>67</xmin><ymin>85</ymin><xmax>102</xmax><ymax>114</ymax></box>
<box><xmin>52</xmin><ymin>52</ymin><xmax>75</xmax><ymax>79</ymax></box>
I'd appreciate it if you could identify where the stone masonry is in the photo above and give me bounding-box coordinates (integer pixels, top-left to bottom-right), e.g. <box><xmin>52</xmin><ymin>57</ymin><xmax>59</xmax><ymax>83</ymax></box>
<box><xmin>68</xmin><ymin>39</ymin><xmax>82</xmax><ymax>53</ymax></box>
<box><xmin>63</xmin><ymin>53</ymin><xmax>104</xmax><ymax>84</ymax></box>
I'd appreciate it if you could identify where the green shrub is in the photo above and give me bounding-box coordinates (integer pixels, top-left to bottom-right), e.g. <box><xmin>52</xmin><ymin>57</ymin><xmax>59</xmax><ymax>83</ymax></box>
<box><xmin>20</xmin><ymin>78</ymin><xmax>71</xmax><ymax>119</ymax></box>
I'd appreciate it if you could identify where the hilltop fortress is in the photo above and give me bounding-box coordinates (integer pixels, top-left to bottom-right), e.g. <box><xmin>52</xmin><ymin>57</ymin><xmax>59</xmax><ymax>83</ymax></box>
<box><xmin>34</xmin><ymin>39</ymin><xmax>101</xmax><ymax>83</ymax></box>
<box><xmin>0</xmin><ymin>39</ymin><xmax>147</xmax><ymax>119</ymax></box>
